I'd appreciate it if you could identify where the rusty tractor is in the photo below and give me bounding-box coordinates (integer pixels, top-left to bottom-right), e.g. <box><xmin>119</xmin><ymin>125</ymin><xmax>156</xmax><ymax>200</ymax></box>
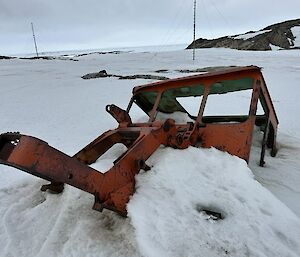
<box><xmin>0</xmin><ymin>66</ymin><xmax>278</xmax><ymax>216</ymax></box>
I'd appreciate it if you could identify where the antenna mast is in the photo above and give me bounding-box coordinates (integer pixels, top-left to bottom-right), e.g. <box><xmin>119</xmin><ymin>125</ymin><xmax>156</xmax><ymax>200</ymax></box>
<box><xmin>31</xmin><ymin>22</ymin><xmax>39</xmax><ymax>57</ymax></box>
<box><xmin>193</xmin><ymin>0</ymin><xmax>197</xmax><ymax>61</ymax></box>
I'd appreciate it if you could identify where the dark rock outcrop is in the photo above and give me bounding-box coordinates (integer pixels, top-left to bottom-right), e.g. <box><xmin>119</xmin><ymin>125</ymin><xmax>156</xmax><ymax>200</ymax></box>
<box><xmin>19</xmin><ymin>56</ymin><xmax>78</xmax><ymax>61</ymax></box>
<box><xmin>81</xmin><ymin>70</ymin><xmax>110</xmax><ymax>79</ymax></box>
<box><xmin>187</xmin><ymin>18</ymin><xmax>300</xmax><ymax>51</ymax></box>
<box><xmin>75</xmin><ymin>51</ymin><xmax>123</xmax><ymax>57</ymax></box>
<box><xmin>0</xmin><ymin>55</ymin><xmax>15</xmax><ymax>60</ymax></box>
<box><xmin>81</xmin><ymin>70</ymin><xmax>169</xmax><ymax>81</ymax></box>
<box><xmin>117</xmin><ymin>74</ymin><xmax>169</xmax><ymax>80</ymax></box>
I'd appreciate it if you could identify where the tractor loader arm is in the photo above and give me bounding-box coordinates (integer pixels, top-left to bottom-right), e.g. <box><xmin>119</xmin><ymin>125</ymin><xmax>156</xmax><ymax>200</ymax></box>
<box><xmin>0</xmin><ymin>119</ymin><xmax>176</xmax><ymax>216</ymax></box>
<box><xmin>0</xmin><ymin>132</ymin><xmax>104</xmax><ymax>194</ymax></box>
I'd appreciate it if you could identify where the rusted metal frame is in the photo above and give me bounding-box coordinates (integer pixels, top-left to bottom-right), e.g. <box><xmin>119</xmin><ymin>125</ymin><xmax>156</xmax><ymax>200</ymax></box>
<box><xmin>0</xmin><ymin>66</ymin><xmax>279</xmax><ymax>217</ymax></box>
<box><xmin>253</xmin><ymin>76</ymin><xmax>278</xmax><ymax>157</ymax></box>
<box><xmin>109</xmin><ymin>126</ymin><xmax>160</xmax><ymax>166</ymax></box>
<box><xmin>133</xmin><ymin>67</ymin><xmax>261</xmax><ymax>95</ymax></box>
<box><xmin>137</xmin><ymin>80</ymin><xmax>203</xmax><ymax>148</ymax></box>
<box><xmin>199</xmin><ymin>73</ymin><xmax>259</xmax><ymax>122</ymax></box>
<box><xmin>0</xmin><ymin>133</ymin><xmax>104</xmax><ymax>195</ymax></box>
<box><xmin>103</xmin><ymin>127</ymin><xmax>168</xmax><ymax>186</ymax></box>
<box><xmin>266</xmin><ymin>124</ymin><xmax>277</xmax><ymax>157</ymax></box>
<box><xmin>126</xmin><ymin>90</ymin><xmax>161</xmax><ymax>123</ymax></box>
<box><xmin>259</xmin><ymin>75</ymin><xmax>279</xmax><ymax>125</ymax></box>
<box><xmin>255</xmin><ymin>80</ymin><xmax>276</xmax><ymax>165</ymax></box>
<box><xmin>149</xmin><ymin>91</ymin><xmax>162</xmax><ymax>122</ymax></box>
<box><xmin>241</xmin><ymin>75</ymin><xmax>262</xmax><ymax>161</ymax></box>
<box><xmin>134</xmin><ymin>70</ymin><xmax>261</xmax><ymax>120</ymax></box>
<box><xmin>92</xmin><ymin>124</ymin><xmax>173</xmax><ymax>214</ymax></box>
<box><xmin>133</xmin><ymin>69</ymin><xmax>262</xmax><ymax>128</ymax></box>
<box><xmin>258</xmin><ymin>77</ymin><xmax>278</xmax><ymax>130</ymax></box>
<box><xmin>74</xmin><ymin>129</ymin><xmax>140</xmax><ymax>165</ymax></box>
<box><xmin>126</xmin><ymin>96</ymin><xmax>134</xmax><ymax>113</ymax></box>
<box><xmin>44</xmin><ymin>129</ymin><xmax>134</xmax><ymax>193</ymax></box>
<box><xmin>195</xmin><ymin>82</ymin><xmax>209</xmax><ymax>121</ymax></box>
<box><xmin>175</xmin><ymin>88</ymin><xmax>203</xmax><ymax>124</ymax></box>
<box><xmin>132</xmin><ymin>67</ymin><xmax>252</xmax><ymax>93</ymax></box>
<box><xmin>195</xmin><ymin>74</ymin><xmax>261</xmax><ymax>162</ymax></box>
<box><xmin>180</xmin><ymin>82</ymin><xmax>210</xmax><ymax>145</ymax></box>
<box><xmin>0</xmin><ymin>124</ymin><xmax>172</xmax><ymax>215</ymax></box>
<box><xmin>249</xmin><ymin>76</ymin><xmax>262</xmax><ymax>119</ymax></box>
<box><xmin>246</xmin><ymin>76</ymin><xmax>262</xmax><ymax>155</ymax></box>
<box><xmin>134</xmin><ymin>69</ymin><xmax>273</xmax><ymax>163</ymax></box>
<box><xmin>259</xmin><ymin>116</ymin><xmax>270</xmax><ymax>167</ymax></box>
<box><xmin>133</xmin><ymin>71</ymin><xmax>262</xmax><ymax>162</ymax></box>
<box><xmin>259</xmin><ymin>78</ymin><xmax>278</xmax><ymax>156</ymax></box>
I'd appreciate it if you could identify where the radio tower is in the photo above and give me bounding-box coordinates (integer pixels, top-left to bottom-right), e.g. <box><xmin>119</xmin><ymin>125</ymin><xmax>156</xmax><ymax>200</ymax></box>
<box><xmin>193</xmin><ymin>0</ymin><xmax>197</xmax><ymax>61</ymax></box>
<box><xmin>31</xmin><ymin>22</ymin><xmax>39</xmax><ymax>57</ymax></box>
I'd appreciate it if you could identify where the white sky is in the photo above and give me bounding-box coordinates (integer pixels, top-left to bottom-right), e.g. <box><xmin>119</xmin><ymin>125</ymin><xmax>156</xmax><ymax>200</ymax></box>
<box><xmin>0</xmin><ymin>0</ymin><xmax>299</xmax><ymax>55</ymax></box>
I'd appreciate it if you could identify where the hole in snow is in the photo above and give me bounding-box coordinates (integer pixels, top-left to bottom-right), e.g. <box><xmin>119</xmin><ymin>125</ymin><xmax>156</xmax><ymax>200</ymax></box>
<box><xmin>196</xmin><ymin>204</ymin><xmax>224</xmax><ymax>221</ymax></box>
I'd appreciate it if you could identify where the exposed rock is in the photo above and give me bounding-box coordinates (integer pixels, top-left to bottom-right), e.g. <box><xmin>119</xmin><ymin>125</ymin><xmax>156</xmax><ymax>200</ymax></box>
<box><xmin>75</xmin><ymin>51</ymin><xmax>125</xmax><ymax>57</ymax></box>
<box><xmin>81</xmin><ymin>70</ymin><xmax>111</xmax><ymax>79</ymax></box>
<box><xmin>0</xmin><ymin>55</ymin><xmax>15</xmax><ymax>60</ymax></box>
<box><xmin>19</xmin><ymin>56</ymin><xmax>78</xmax><ymax>61</ymax></box>
<box><xmin>117</xmin><ymin>74</ymin><xmax>169</xmax><ymax>80</ymax></box>
<box><xmin>155</xmin><ymin>69</ymin><xmax>169</xmax><ymax>73</ymax></box>
<box><xmin>187</xmin><ymin>18</ymin><xmax>300</xmax><ymax>51</ymax></box>
<box><xmin>177</xmin><ymin>66</ymin><xmax>238</xmax><ymax>73</ymax></box>
<box><xmin>81</xmin><ymin>70</ymin><xmax>169</xmax><ymax>81</ymax></box>
<box><xmin>20</xmin><ymin>56</ymin><xmax>55</xmax><ymax>60</ymax></box>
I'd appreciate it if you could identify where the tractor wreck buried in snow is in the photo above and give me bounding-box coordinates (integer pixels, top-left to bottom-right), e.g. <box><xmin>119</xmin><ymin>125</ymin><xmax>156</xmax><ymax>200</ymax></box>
<box><xmin>0</xmin><ymin>66</ymin><xmax>278</xmax><ymax>216</ymax></box>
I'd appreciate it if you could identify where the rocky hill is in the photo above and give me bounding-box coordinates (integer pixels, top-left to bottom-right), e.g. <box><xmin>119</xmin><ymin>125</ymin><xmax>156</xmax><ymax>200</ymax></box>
<box><xmin>187</xmin><ymin>18</ymin><xmax>300</xmax><ymax>51</ymax></box>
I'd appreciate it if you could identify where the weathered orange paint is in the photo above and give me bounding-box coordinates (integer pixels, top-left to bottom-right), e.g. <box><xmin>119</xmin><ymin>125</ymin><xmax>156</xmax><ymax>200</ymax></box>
<box><xmin>0</xmin><ymin>66</ymin><xmax>278</xmax><ymax>216</ymax></box>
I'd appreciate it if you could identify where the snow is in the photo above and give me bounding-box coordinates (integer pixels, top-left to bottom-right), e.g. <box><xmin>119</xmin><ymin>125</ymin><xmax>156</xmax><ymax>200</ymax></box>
<box><xmin>270</xmin><ymin>44</ymin><xmax>282</xmax><ymax>51</ymax></box>
<box><xmin>155</xmin><ymin>111</ymin><xmax>194</xmax><ymax>123</ymax></box>
<box><xmin>291</xmin><ymin>26</ymin><xmax>300</xmax><ymax>47</ymax></box>
<box><xmin>232</xmin><ymin>30</ymin><xmax>272</xmax><ymax>40</ymax></box>
<box><xmin>128</xmin><ymin>147</ymin><xmax>300</xmax><ymax>257</ymax></box>
<box><xmin>1</xmin><ymin>47</ymin><xmax>300</xmax><ymax>256</ymax></box>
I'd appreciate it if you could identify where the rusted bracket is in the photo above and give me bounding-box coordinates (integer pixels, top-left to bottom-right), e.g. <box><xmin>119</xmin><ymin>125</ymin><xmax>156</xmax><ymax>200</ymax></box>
<box><xmin>106</xmin><ymin>104</ymin><xmax>132</xmax><ymax>125</ymax></box>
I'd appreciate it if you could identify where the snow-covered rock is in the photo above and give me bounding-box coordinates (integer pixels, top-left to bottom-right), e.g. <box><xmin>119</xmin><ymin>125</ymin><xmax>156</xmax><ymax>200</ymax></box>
<box><xmin>187</xmin><ymin>18</ymin><xmax>300</xmax><ymax>51</ymax></box>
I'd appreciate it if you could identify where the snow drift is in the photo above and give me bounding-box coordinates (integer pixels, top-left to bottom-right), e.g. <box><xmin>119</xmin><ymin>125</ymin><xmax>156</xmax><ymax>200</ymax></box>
<box><xmin>128</xmin><ymin>147</ymin><xmax>300</xmax><ymax>257</ymax></box>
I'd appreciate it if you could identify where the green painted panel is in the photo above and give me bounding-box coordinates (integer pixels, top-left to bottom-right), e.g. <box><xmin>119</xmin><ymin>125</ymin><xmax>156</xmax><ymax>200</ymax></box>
<box><xmin>209</xmin><ymin>78</ymin><xmax>254</xmax><ymax>94</ymax></box>
<box><xmin>133</xmin><ymin>77</ymin><xmax>254</xmax><ymax>115</ymax></box>
<box><xmin>157</xmin><ymin>84</ymin><xmax>204</xmax><ymax>113</ymax></box>
<box><xmin>134</xmin><ymin>91</ymin><xmax>158</xmax><ymax>113</ymax></box>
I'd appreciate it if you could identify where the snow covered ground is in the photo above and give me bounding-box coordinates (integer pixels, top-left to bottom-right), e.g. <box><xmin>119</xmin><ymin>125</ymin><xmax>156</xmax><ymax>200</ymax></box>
<box><xmin>0</xmin><ymin>48</ymin><xmax>300</xmax><ymax>257</ymax></box>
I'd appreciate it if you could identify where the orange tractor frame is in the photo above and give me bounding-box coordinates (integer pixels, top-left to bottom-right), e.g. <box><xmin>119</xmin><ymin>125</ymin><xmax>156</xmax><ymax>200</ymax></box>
<box><xmin>0</xmin><ymin>66</ymin><xmax>278</xmax><ymax>216</ymax></box>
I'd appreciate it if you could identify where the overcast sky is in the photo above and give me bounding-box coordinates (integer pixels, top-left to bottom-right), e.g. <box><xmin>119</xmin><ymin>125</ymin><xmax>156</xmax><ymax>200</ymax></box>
<box><xmin>0</xmin><ymin>0</ymin><xmax>299</xmax><ymax>55</ymax></box>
